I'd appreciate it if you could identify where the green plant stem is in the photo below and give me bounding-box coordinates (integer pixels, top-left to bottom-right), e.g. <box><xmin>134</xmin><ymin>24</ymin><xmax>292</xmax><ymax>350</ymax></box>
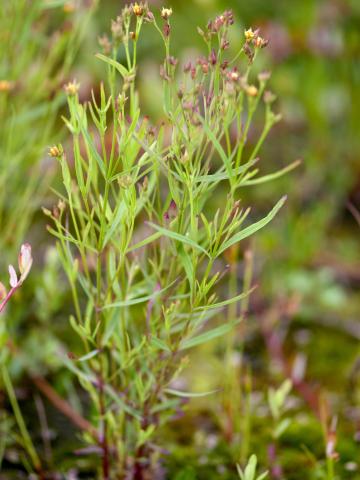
<box><xmin>1</xmin><ymin>364</ymin><xmax>41</xmax><ymax>472</ymax></box>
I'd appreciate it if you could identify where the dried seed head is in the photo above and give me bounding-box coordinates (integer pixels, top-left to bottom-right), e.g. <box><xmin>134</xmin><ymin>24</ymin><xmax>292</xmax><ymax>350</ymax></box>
<box><xmin>258</xmin><ymin>70</ymin><xmax>271</xmax><ymax>83</ymax></box>
<box><xmin>264</xmin><ymin>90</ymin><xmax>276</xmax><ymax>104</ymax></box>
<box><xmin>255</xmin><ymin>35</ymin><xmax>269</xmax><ymax>48</ymax></box>
<box><xmin>243</xmin><ymin>42</ymin><xmax>254</xmax><ymax>63</ymax></box>
<box><xmin>98</xmin><ymin>34</ymin><xmax>112</xmax><ymax>54</ymax></box>
<box><xmin>111</xmin><ymin>17</ymin><xmax>124</xmax><ymax>40</ymax></box>
<box><xmin>227</xmin><ymin>69</ymin><xmax>239</xmax><ymax>82</ymax></box>
<box><xmin>223</xmin><ymin>9</ymin><xmax>234</xmax><ymax>25</ymax></box>
<box><xmin>201</xmin><ymin>62</ymin><xmax>209</xmax><ymax>74</ymax></box>
<box><xmin>161</xmin><ymin>7</ymin><xmax>172</xmax><ymax>20</ymax></box>
<box><xmin>64</xmin><ymin>79</ymin><xmax>80</xmax><ymax>96</ymax></box>
<box><xmin>183</xmin><ymin>61</ymin><xmax>192</xmax><ymax>73</ymax></box>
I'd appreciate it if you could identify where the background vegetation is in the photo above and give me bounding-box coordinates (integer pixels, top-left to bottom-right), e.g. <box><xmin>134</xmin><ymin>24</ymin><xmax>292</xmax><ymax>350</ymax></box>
<box><xmin>0</xmin><ymin>0</ymin><xmax>359</xmax><ymax>478</ymax></box>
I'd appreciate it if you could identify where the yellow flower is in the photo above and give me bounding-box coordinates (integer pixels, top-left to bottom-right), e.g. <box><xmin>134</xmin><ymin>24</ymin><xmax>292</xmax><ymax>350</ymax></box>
<box><xmin>244</xmin><ymin>28</ymin><xmax>255</xmax><ymax>42</ymax></box>
<box><xmin>64</xmin><ymin>80</ymin><xmax>80</xmax><ymax>96</ymax></box>
<box><xmin>132</xmin><ymin>3</ymin><xmax>143</xmax><ymax>16</ymax></box>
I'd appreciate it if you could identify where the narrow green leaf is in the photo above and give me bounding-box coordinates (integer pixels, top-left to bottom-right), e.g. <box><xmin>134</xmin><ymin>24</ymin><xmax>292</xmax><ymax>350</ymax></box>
<box><xmin>194</xmin><ymin>286</ymin><xmax>256</xmax><ymax>312</ymax></box>
<box><xmin>147</xmin><ymin>222</ymin><xmax>210</xmax><ymax>257</ymax></box>
<box><xmin>240</xmin><ymin>159</ymin><xmax>301</xmax><ymax>186</ymax></box>
<box><xmin>164</xmin><ymin>388</ymin><xmax>219</xmax><ymax>398</ymax></box>
<box><xmin>77</xmin><ymin>349</ymin><xmax>99</xmax><ymax>362</ymax></box>
<box><xmin>151</xmin><ymin>337</ymin><xmax>171</xmax><ymax>352</ymax></box>
<box><xmin>95</xmin><ymin>53</ymin><xmax>129</xmax><ymax>78</ymax></box>
<box><xmin>127</xmin><ymin>231</ymin><xmax>162</xmax><ymax>253</ymax></box>
<box><xmin>218</xmin><ymin>196</ymin><xmax>287</xmax><ymax>255</ymax></box>
<box><xmin>181</xmin><ymin>322</ymin><xmax>236</xmax><ymax>350</ymax></box>
<box><xmin>102</xmin><ymin>281</ymin><xmax>174</xmax><ymax>309</ymax></box>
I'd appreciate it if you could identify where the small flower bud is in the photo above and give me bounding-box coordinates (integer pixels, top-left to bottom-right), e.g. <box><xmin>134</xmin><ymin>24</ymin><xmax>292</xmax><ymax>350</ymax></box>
<box><xmin>168</xmin><ymin>56</ymin><xmax>178</xmax><ymax>66</ymax></box>
<box><xmin>118</xmin><ymin>174</ymin><xmax>133</xmax><ymax>188</ymax></box>
<box><xmin>209</xmin><ymin>49</ymin><xmax>217</xmax><ymax>66</ymax></box>
<box><xmin>111</xmin><ymin>17</ymin><xmax>124</xmax><ymax>40</ymax></box>
<box><xmin>246</xmin><ymin>85</ymin><xmax>258</xmax><ymax>97</ymax></box>
<box><xmin>221</xmin><ymin>38</ymin><xmax>230</xmax><ymax>50</ymax></box>
<box><xmin>58</xmin><ymin>199</ymin><xmax>66</xmax><ymax>212</ymax></box>
<box><xmin>49</xmin><ymin>145</ymin><xmax>62</xmax><ymax>158</ymax></box>
<box><xmin>264</xmin><ymin>90</ymin><xmax>276</xmax><ymax>104</ymax></box>
<box><xmin>8</xmin><ymin>265</ymin><xmax>18</xmax><ymax>288</ymax></box>
<box><xmin>163</xmin><ymin>22</ymin><xmax>170</xmax><ymax>37</ymax></box>
<box><xmin>183</xmin><ymin>61</ymin><xmax>192</xmax><ymax>73</ymax></box>
<box><xmin>145</xmin><ymin>11</ymin><xmax>155</xmax><ymax>22</ymax></box>
<box><xmin>98</xmin><ymin>34</ymin><xmax>112</xmax><ymax>54</ymax></box>
<box><xmin>243</xmin><ymin>42</ymin><xmax>254</xmax><ymax>63</ymax></box>
<box><xmin>258</xmin><ymin>71</ymin><xmax>271</xmax><ymax>83</ymax></box>
<box><xmin>201</xmin><ymin>62</ymin><xmax>209</xmax><ymax>74</ymax></box>
<box><xmin>18</xmin><ymin>243</ymin><xmax>33</xmax><ymax>281</ymax></box>
<box><xmin>164</xmin><ymin>200</ymin><xmax>177</xmax><ymax>220</ymax></box>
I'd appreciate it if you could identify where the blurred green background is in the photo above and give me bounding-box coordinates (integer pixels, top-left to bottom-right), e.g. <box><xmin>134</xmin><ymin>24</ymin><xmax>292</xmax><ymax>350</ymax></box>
<box><xmin>1</xmin><ymin>0</ymin><xmax>360</xmax><ymax>477</ymax></box>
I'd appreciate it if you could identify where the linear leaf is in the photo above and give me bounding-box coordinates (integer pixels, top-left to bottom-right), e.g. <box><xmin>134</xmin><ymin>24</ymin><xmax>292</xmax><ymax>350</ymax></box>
<box><xmin>181</xmin><ymin>322</ymin><xmax>236</xmax><ymax>350</ymax></box>
<box><xmin>102</xmin><ymin>281</ymin><xmax>174</xmax><ymax>309</ymax></box>
<box><xmin>201</xmin><ymin>119</ymin><xmax>234</xmax><ymax>180</ymax></box>
<box><xmin>127</xmin><ymin>231</ymin><xmax>162</xmax><ymax>253</ymax></box>
<box><xmin>241</xmin><ymin>160</ymin><xmax>301</xmax><ymax>186</ymax></box>
<box><xmin>147</xmin><ymin>222</ymin><xmax>210</xmax><ymax>257</ymax></box>
<box><xmin>218</xmin><ymin>196</ymin><xmax>287</xmax><ymax>255</ymax></box>
<box><xmin>164</xmin><ymin>388</ymin><xmax>219</xmax><ymax>398</ymax></box>
<box><xmin>194</xmin><ymin>286</ymin><xmax>256</xmax><ymax>312</ymax></box>
<box><xmin>95</xmin><ymin>53</ymin><xmax>129</xmax><ymax>78</ymax></box>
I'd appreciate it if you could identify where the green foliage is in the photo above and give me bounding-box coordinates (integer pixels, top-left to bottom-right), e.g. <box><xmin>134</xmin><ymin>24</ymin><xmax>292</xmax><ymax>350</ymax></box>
<box><xmin>45</xmin><ymin>4</ymin><xmax>290</xmax><ymax>476</ymax></box>
<box><xmin>237</xmin><ymin>455</ymin><xmax>268</xmax><ymax>480</ymax></box>
<box><xmin>0</xmin><ymin>0</ymin><xmax>359</xmax><ymax>478</ymax></box>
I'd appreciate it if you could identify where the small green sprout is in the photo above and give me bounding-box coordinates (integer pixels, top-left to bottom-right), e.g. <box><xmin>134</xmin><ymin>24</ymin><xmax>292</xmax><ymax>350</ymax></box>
<box><xmin>237</xmin><ymin>455</ymin><xmax>268</xmax><ymax>480</ymax></box>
